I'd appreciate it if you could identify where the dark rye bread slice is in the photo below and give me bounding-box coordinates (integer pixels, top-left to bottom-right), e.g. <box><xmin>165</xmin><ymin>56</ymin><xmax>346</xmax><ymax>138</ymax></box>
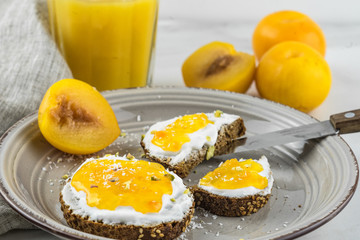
<box><xmin>141</xmin><ymin>117</ymin><xmax>246</xmax><ymax>178</ymax></box>
<box><xmin>191</xmin><ymin>186</ymin><xmax>270</xmax><ymax>216</ymax></box>
<box><xmin>60</xmin><ymin>193</ymin><xmax>195</xmax><ymax>240</ymax></box>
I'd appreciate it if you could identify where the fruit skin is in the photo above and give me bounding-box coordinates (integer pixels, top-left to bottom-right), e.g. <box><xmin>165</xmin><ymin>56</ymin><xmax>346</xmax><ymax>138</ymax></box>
<box><xmin>182</xmin><ymin>41</ymin><xmax>256</xmax><ymax>93</ymax></box>
<box><xmin>252</xmin><ymin>10</ymin><xmax>326</xmax><ymax>60</ymax></box>
<box><xmin>255</xmin><ymin>41</ymin><xmax>331</xmax><ymax>113</ymax></box>
<box><xmin>38</xmin><ymin>79</ymin><xmax>120</xmax><ymax>154</ymax></box>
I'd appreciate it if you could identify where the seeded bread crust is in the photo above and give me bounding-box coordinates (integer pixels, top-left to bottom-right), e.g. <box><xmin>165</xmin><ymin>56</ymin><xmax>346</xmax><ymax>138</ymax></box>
<box><xmin>141</xmin><ymin>117</ymin><xmax>246</xmax><ymax>178</ymax></box>
<box><xmin>191</xmin><ymin>186</ymin><xmax>270</xmax><ymax>216</ymax></box>
<box><xmin>60</xmin><ymin>193</ymin><xmax>195</xmax><ymax>240</ymax></box>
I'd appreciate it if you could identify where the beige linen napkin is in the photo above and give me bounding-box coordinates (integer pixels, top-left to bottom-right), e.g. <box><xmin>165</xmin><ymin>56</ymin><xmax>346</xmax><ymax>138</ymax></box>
<box><xmin>0</xmin><ymin>0</ymin><xmax>72</xmax><ymax>234</ymax></box>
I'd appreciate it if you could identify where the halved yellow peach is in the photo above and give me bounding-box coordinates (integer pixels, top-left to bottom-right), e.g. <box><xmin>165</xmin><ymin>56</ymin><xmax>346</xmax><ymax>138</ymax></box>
<box><xmin>38</xmin><ymin>79</ymin><xmax>120</xmax><ymax>154</ymax></box>
<box><xmin>182</xmin><ymin>41</ymin><xmax>256</xmax><ymax>93</ymax></box>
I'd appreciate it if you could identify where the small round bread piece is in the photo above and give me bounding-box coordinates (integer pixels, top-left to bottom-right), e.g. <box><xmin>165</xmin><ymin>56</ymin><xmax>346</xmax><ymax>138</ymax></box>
<box><xmin>192</xmin><ymin>156</ymin><xmax>273</xmax><ymax>217</ymax></box>
<box><xmin>191</xmin><ymin>187</ymin><xmax>269</xmax><ymax>217</ymax></box>
<box><xmin>60</xmin><ymin>155</ymin><xmax>195</xmax><ymax>240</ymax></box>
<box><xmin>141</xmin><ymin>111</ymin><xmax>246</xmax><ymax>178</ymax></box>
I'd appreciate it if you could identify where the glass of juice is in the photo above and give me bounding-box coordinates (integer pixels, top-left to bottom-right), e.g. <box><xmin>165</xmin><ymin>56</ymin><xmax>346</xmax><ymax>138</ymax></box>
<box><xmin>47</xmin><ymin>0</ymin><xmax>158</xmax><ymax>91</ymax></box>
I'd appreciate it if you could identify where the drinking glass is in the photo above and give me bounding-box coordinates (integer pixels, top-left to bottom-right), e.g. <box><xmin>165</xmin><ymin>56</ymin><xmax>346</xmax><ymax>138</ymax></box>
<box><xmin>47</xmin><ymin>0</ymin><xmax>158</xmax><ymax>91</ymax></box>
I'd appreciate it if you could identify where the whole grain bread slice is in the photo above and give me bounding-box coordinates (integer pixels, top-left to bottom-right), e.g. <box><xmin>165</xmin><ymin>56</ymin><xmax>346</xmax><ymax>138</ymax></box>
<box><xmin>191</xmin><ymin>186</ymin><xmax>270</xmax><ymax>216</ymax></box>
<box><xmin>141</xmin><ymin>117</ymin><xmax>246</xmax><ymax>178</ymax></box>
<box><xmin>60</xmin><ymin>193</ymin><xmax>195</xmax><ymax>240</ymax></box>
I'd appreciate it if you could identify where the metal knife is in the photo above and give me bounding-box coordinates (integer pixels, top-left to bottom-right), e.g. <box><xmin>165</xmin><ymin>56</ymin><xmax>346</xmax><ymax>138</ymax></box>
<box><xmin>221</xmin><ymin>109</ymin><xmax>360</xmax><ymax>155</ymax></box>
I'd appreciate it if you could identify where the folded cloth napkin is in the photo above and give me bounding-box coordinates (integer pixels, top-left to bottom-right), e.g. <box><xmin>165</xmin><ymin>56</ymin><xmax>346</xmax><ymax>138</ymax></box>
<box><xmin>0</xmin><ymin>0</ymin><xmax>72</xmax><ymax>234</ymax></box>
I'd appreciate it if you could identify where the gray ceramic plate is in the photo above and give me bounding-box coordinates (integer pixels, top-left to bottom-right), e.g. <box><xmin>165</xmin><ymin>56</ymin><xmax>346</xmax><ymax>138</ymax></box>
<box><xmin>0</xmin><ymin>87</ymin><xmax>358</xmax><ymax>240</ymax></box>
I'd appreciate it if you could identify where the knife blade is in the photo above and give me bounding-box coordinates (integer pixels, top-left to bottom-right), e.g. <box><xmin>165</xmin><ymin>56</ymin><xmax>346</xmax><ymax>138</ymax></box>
<box><xmin>218</xmin><ymin>109</ymin><xmax>360</xmax><ymax>157</ymax></box>
<box><xmin>232</xmin><ymin>120</ymin><xmax>336</xmax><ymax>152</ymax></box>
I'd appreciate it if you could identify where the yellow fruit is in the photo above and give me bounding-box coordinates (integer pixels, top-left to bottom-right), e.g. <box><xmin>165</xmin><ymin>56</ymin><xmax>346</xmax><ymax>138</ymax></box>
<box><xmin>38</xmin><ymin>79</ymin><xmax>120</xmax><ymax>154</ymax></box>
<box><xmin>182</xmin><ymin>41</ymin><xmax>256</xmax><ymax>93</ymax></box>
<box><xmin>252</xmin><ymin>10</ymin><xmax>326</xmax><ymax>60</ymax></box>
<box><xmin>255</xmin><ymin>41</ymin><xmax>331</xmax><ymax>112</ymax></box>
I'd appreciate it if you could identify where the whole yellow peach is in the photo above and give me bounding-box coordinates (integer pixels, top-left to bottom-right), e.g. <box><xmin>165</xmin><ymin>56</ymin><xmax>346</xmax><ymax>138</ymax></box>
<box><xmin>255</xmin><ymin>41</ymin><xmax>331</xmax><ymax>112</ymax></box>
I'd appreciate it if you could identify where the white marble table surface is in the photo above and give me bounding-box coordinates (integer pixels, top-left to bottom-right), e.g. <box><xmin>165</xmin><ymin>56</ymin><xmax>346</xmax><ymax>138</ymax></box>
<box><xmin>1</xmin><ymin>0</ymin><xmax>360</xmax><ymax>239</ymax></box>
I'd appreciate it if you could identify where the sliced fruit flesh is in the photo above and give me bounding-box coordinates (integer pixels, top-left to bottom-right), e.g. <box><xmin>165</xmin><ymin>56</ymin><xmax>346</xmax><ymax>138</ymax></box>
<box><xmin>38</xmin><ymin>79</ymin><xmax>120</xmax><ymax>154</ymax></box>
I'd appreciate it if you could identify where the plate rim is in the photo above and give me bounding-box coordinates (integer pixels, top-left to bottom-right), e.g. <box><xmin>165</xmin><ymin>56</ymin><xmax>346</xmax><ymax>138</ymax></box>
<box><xmin>0</xmin><ymin>86</ymin><xmax>358</xmax><ymax>240</ymax></box>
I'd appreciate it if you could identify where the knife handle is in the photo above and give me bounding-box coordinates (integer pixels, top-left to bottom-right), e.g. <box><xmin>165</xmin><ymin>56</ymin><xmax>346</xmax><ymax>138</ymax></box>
<box><xmin>330</xmin><ymin>109</ymin><xmax>360</xmax><ymax>134</ymax></box>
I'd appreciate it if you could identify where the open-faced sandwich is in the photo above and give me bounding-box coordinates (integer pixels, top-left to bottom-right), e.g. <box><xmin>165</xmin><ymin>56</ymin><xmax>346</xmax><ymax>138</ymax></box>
<box><xmin>60</xmin><ymin>155</ymin><xmax>194</xmax><ymax>240</ymax></box>
<box><xmin>141</xmin><ymin>111</ymin><xmax>246</xmax><ymax>178</ymax></box>
<box><xmin>192</xmin><ymin>156</ymin><xmax>273</xmax><ymax>216</ymax></box>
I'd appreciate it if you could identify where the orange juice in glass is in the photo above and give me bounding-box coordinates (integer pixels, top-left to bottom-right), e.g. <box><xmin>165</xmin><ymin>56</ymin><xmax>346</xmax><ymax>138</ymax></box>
<box><xmin>47</xmin><ymin>0</ymin><xmax>158</xmax><ymax>91</ymax></box>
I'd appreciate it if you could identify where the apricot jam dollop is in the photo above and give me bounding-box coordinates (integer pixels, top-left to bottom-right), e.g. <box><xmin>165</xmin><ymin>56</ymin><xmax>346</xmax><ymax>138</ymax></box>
<box><xmin>151</xmin><ymin>113</ymin><xmax>214</xmax><ymax>152</ymax></box>
<box><xmin>71</xmin><ymin>158</ymin><xmax>173</xmax><ymax>214</ymax></box>
<box><xmin>199</xmin><ymin>158</ymin><xmax>268</xmax><ymax>189</ymax></box>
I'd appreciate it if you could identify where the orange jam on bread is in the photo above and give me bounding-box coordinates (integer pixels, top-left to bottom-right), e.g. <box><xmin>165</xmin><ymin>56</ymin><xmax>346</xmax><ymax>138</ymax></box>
<box><xmin>199</xmin><ymin>158</ymin><xmax>268</xmax><ymax>189</ymax></box>
<box><xmin>151</xmin><ymin>113</ymin><xmax>214</xmax><ymax>152</ymax></box>
<box><xmin>71</xmin><ymin>158</ymin><xmax>173</xmax><ymax>213</ymax></box>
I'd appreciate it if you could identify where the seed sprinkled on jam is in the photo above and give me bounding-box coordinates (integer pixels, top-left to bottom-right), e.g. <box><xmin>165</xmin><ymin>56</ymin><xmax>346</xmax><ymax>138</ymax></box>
<box><xmin>151</xmin><ymin>113</ymin><xmax>214</xmax><ymax>152</ymax></box>
<box><xmin>71</xmin><ymin>159</ymin><xmax>173</xmax><ymax>213</ymax></box>
<box><xmin>199</xmin><ymin>158</ymin><xmax>268</xmax><ymax>189</ymax></box>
